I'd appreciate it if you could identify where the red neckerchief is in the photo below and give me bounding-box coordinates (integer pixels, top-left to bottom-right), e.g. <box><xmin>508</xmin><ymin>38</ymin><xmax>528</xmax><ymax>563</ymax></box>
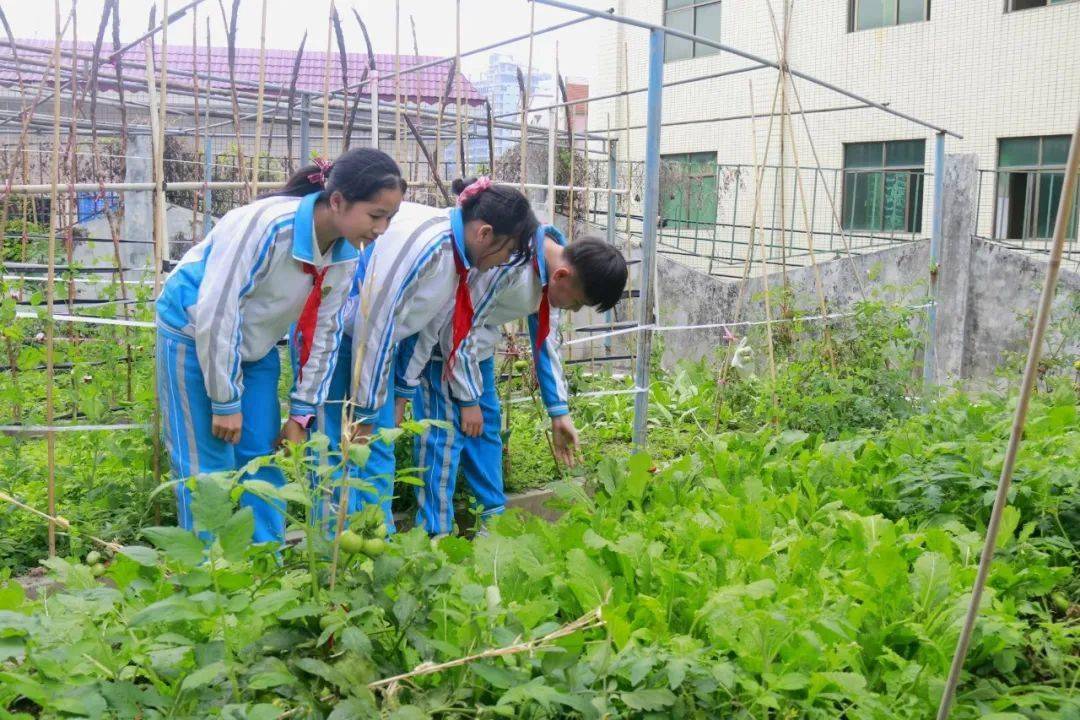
<box><xmin>443</xmin><ymin>241</ymin><xmax>475</xmax><ymax>378</ymax></box>
<box><xmin>293</xmin><ymin>262</ymin><xmax>329</xmax><ymax>382</ymax></box>
<box><xmin>533</xmin><ymin>254</ymin><xmax>550</xmax><ymax>354</ymax></box>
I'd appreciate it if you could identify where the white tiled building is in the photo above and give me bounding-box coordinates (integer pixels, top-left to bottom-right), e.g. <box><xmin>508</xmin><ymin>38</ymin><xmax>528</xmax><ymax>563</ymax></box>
<box><xmin>590</xmin><ymin>0</ymin><xmax>1080</xmax><ymax>274</ymax></box>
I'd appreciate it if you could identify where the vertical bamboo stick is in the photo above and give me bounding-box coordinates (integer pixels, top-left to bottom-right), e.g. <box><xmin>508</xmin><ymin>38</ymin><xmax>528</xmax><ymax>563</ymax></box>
<box><xmin>250</xmin><ymin>0</ymin><xmax>268</xmax><ymax>196</ymax></box>
<box><xmin>748</xmin><ymin>81</ymin><xmax>779</xmax><ymax>421</ymax></box>
<box><xmin>409</xmin><ymin>15</ymin><xmax>422</xmax><ymax>186</ymax></box>
<box><xmin>323</xmin><ymin>3</ymin><xmax>332</xmax><ymax>155</ymax></box>
<box><xmin>45</xmin><ymin>0</ymin><xmax>62</xmax><ymax>557</ymax></box>
<box><xmin>64</xmin><ymin>0</ymin><xmax>78</xmax><ymax>313</ymax></box>
<box><xmin>191</xmin><ymin>4</ymin><xmax>200</xmax><ymax>241</ymax></box>
<box><xmin>520</xmin><ymin>1</ymin><xmax>535</xmax><ymax>193</ymax></box>
<box><xmin>394</xmin><ymin>0</ymin><xmax>402</xmax><ymax>165</ymax></box>
<box><xmin>454</xmin><ymin>0</ymin><xmax>464</xmax><ymax>178</ymax></box>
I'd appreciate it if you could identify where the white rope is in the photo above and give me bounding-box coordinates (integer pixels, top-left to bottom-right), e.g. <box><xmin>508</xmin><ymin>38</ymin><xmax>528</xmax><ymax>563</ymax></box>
<box><xmin>508</xmin><ymin>385</ymin><xmax>645</xmax><ymax>406</ymax></box>
<box><xmin>14</xmin><ymin>310</ymin><xmax>156</xmax><ymax>328</ymax></box>
<box><xmin>565</xmin><ymin>302</ymin><xmax>934</xmax><ymax>346</ymax></box>
<box><xmin>0</xmin><ymin>422</ymin><xmax>149</xmax><ymax>434</ymax></box>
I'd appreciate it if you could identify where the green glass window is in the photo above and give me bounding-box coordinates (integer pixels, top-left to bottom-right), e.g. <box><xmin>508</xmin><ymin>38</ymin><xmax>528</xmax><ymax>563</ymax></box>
<box><xmin>663</xmin><ymin>1</ymin><xmax>722</xmax><ymax>62</ymax></box>
<box><xmin>995</xmin><ymin>135</ymin><xmax>1076</xmax><ymax>240</ymax></box>
<box><xmin>842</xmin><ymin>140</ymin><xmax>926</xmax><ymax>233</ymax></box>
<box><xmin>850</xmin><ymin>0</ymin><xmax>928</xmax><ymax>31</ymax></box>
<box><xmin>661</xmin><ymin>152</ymin><xmax>718</xmax><ymax>230</ymax></box>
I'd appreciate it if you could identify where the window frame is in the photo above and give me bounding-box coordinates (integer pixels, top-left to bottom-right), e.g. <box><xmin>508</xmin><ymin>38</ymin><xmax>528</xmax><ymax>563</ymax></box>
<box><xmin>1005</xmin><ymin>0</ymin><xmax>1079</xmax><ymax>13</ymax></box>
<box><xmin>993</xmin><ymin>134</ymin><xmax>1077</xmax><ymax>240</ymax></box>
<box><xmin>848</xmin><ymin>0</ymin><xmax>931</xmax><ymax>33</ymax></box>
<box><xmin>662</xmin><ymin>0</ymin><xmax>723</xmax><ymax>63</ymax></box>
<box><xmin>660</xmin><ymin>151</ymin><xmax>719</xmax><ymax>231</ymax></box>
<box><xmin>840</xmin><ymin>139</ymin><xmax>927</xmax><ymax>234</ymax></box>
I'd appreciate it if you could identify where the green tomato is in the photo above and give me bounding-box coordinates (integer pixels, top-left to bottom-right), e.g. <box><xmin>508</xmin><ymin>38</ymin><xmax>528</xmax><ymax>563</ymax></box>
<box><xmin>514</xmin><ymin>360</ymin><xmax>529</xmax><ymax>372</ymax></box>
<box><xmin>362</xmin><ymin>538</ymin><xmax>387</xmax><ymax>557</ymax></box>
<box><xmin>373</xmin><ymin>523</ymin><xmax>388</xmax><ymax>538</ymax></box>
<box><xmin>85</xmin><ymin>550</ymin><xmax>102</xmax><ymax>565</ymax></box>
<box><xmin>338</xmin><ymin>530</ymin><xmax>365</xmax><ymax>555</ymax></box>
<box><xmin>1051</xmin><ymin>592</ymin><xmax>1070</xmax><ymax>613</ymax></box>
<box><xmin>91</xmin><ymin>562</ymin><xmax>106</xmax><ymax>578</ymax></box>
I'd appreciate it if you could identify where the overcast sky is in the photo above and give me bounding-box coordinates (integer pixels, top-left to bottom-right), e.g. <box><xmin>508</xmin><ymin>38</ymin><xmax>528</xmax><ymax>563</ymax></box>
<box><xmin>2</xmin><ymin>0</ymin><xmax>615</xmax><ymax>83</ymax></box>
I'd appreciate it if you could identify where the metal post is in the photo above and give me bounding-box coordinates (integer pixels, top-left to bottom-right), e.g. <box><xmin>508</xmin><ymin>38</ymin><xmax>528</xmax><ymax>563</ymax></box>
<box><xmin>923</xmin><ymin>131</ymin><xmax>945</xmax><ymax>390</ymax></box>
<box><xmin>631</xmin><ymin>28</ymin><xmax>665</xmax><ymax>450</ymax></box>
<box><xmin>605</xmin><ymin>137</ymin><xmax>618</xmax><ymax>354</ymax></box>
<box><xmin>299</xmin><ymin>94</ymin><xmax>311</xmax><ymax>165</ymax></box>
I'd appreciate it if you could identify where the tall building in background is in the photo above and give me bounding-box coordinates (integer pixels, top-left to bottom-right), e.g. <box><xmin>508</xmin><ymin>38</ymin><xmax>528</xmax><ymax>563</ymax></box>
<box><xmin>466</xmin><ymin>53</ymin><xmax>556</xmax><ymax>167</ymax></box>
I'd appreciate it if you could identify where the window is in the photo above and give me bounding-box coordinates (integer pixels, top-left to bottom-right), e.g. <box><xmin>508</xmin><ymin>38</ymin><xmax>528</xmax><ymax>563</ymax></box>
<box><xmin>849</xmin><ymin>0</ymin><xmax>929</xmax><ymax>31</ymax></box>
<box><xmin>1006</xmin><ymin>0</ymin><xmax>1077</xmax><ymax>12</ymax></box>
<box><xmin>842</xmin><ymin>140</ymin><xmax>926</xmax><ymax>233</ymax></box>
<box><xmin>994</xmin><ymin>135</ymin><xmax>1077</xmax><ymax>240</ymax></box>
<box><xmin>663</xmin><ymin>1</ymin><xmax>722</xmax><ymax>62</ymax></box>
<box><xmin>661</xmin><ymin>152</ymin><xmax>718</xmax><ymax>230</ymax></box>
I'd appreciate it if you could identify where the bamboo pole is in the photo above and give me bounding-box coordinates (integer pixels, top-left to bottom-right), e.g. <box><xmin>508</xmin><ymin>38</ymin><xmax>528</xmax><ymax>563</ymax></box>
<box><xmin>520</xmin><ymin>1</ymin><xmax>535</xmax><ymax>193</ymax></box>
<box><xmin>45</xmin><ymin>0</ymin><xmax>62</xmax><ymax>558</ymax></box>
<box><xmin>394</xmin><ymin>0</ymin><xmax>402</xmax><ymax>165</ymax></box>
<box><xmin>748</xmin><ymin>82</ymin><xmax>779</xmax><ymax>420</ymax></box>
<box><xmin>250</xmin><ymin>0</ymin><xmax>267</xmax><ymax>196</ymax></box>
<box><xmin>936</xmin><ymin>111</ymin><xmax>1080</xmax><ymax>720</ymax></box>
<box><xmin>191</xmin><ymin>3</ymin><xmax>200</xmax><ymax>241</ymax></box>
<box><xmin>158</xmin><ymin>0</ymin><xmax>170</xmax><ymax>267</ymax></box>
<box><xmin>64</xmin><ymin>0</ymin><xmax>78</xmax><ymax>314</ymax></box>
<box><xmin>323</xmin><ymin>3</ymin><xmax>332</xmax><ymax>154</ymax></box>
<box><xmin>409</xmin><ymin>14</ymin><xmax>422</xmax><ymax>186</ymax></box>
<box><xmin>454</xmin><ymin>0</ymin><xmax>464</xmax><ymax>178</ymax></box>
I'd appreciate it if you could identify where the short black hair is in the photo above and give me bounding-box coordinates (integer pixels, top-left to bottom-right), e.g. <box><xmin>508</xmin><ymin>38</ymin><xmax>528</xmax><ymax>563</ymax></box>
<box><xmin>563</xmin><ymin>236</ymin><xmax>628</xmax><ymax>312</ymax></box>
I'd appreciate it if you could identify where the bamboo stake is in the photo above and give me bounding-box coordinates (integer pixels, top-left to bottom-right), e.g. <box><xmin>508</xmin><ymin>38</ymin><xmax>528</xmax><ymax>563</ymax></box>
<box><xmin>369</xmin><ymin>603</ymin><xmax>605</xmax><ymax>690</ymax></box>
<box><xmin>250</xmin><ymin>0</ymin><xmax>267</xmax><ymax>196</ymax></box>
<box><xmin>454</xmin><ymin>0</ymin><xmax>464</xmax><ymax>178</ymax></box>
<box><xmin>520</xmin><ymin>1</ymin><xmax>535</xmax><ymax>194</ymax></box>
<box><xmin>0</xmin><ymin>491</ymin><xmax>122</xmax><ymax>554</ymax></box>
<box><xmin>158</xmin><ymin>0</ymin><xmax>170</xmax><ymax>276</ymax></box>
<box><xmin>409</xmin><ymin>14</ymin><xmax>422</xmax><ymax>186</ymax></box>
<box><xmin>775</xmin><ymin>1</ymin><xmax>789</xmax><ymax>294</ymax></box>
<box><xmin>191</xmin><ymin>3</ymin><xmax>200</xmax><ymax>241</ymax></box>
<box><xmin>323</xmin><ymin>3</ymin><xmax>332</xmax><ymax>154</ymax></box>
<box><xmin>936</xmin><ymin>111</ymin><xmax>1080</xmax><ymax>720</ymax></box>
<box><xmin>219</xmin><ymin>0</ymin><xmax>245</xmax><ymax>200</ymax></box>
<box><xmin>45</xmin><ymin>0</ymin><xmax>62</xmax><ymax>558</ymax></box>
<box><xmin>434</xmin><ymin>59</ymin><xmax>456</xmax><ymax>189</ymax></box>
<box><xmin>394</xmin><ymin>1</ymin><xmax>402</xmax><ymax>165</ymax></box>
<box><xmin>749</xmin><ymin>80</ymin><xmax>779</xmax><ymax>419</ymax></box>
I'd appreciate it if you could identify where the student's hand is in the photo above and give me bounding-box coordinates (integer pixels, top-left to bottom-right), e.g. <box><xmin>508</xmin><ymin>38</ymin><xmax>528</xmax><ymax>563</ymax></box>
<box><xmin>395</xmin><ymin>397</ymin><xmax>409</xmax><ymax>426</ymax></box>
<box><xmin>211</xmin><ymin>412</ymin><xmax>243</xmax><ymax>445</ymax></box>
<box><xmin>459</xmin><ymin>404</ymin><xmax>484</xmax><ymax>437</ymax></box>
<box><xmin>550</xmin><ymin>415</ymin><xmax>581</xmax><ymax>467</ymax></box>
<box><xmin>350</xmin><ymin>422</ymin><xmax>374</xmax><ymax>444</ymax></box>
<box><xmin>277</xmin><ymin>419</ymin><xmax>308</xmax><ymax>450</ymax></box>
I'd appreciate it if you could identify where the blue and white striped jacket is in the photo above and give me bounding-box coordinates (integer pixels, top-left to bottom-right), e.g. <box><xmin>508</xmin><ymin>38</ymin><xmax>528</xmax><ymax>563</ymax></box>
<box><xmin>402</xmin><ymin>225</ymin><xmax>569</xmax><ymax>418</ymax></box>
<box><xmin>155</xmin><ymin>192</ymin><xmax>358</xmax><ymax>416</ymax></box>
<box><xmin>349</xmin><ymin>201</ymin><xmax>466</xmax><ymax>422</ymax></box>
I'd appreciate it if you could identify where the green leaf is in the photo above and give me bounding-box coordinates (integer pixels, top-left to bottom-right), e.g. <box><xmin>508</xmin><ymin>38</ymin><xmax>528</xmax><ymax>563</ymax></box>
<box><xmin>910</xmin><ymin>552</ymin><xmax>951</xmax><ymax>609</ymax></box>
<box><xmin>118</xmin><ymin>544</ymin><xmax>159</xmax><ymax>567</ymax></box>
<box><xmin>995</xmin><ymin>505</ymin><xmax>1021</xmax><ymax>549</ymax></box>
<box><xmin>192</xmin><ymin>475</ymin><xmax>234</xmax><ymax>533</ymax></box>
<box><xmin>130</xmin><ymin>595</ymin><xmax>206</xmax><ymax>626</ymax></box>
<box><xmin>181</xmin><ymin>661</ymin><xmax>227</xmax><ymax>691</ymax></box>
<box><xmin>0</xmin><ymin>582</ymin><xmax>25</xmax><ymax>611</ymax></box>
<box><xmin>142</xmin><ymin>526</ymin><xmax>205</xmax><ymax>567</ymax></box>
<box><xmin>218</xmin><ymin>507</ymin><xmax>254</xmax><ymax>563</ymax></box>
<box><xmin>327</xmin><ymin>698</ymin><xmax>379</xmax><ymax>720</ymax></box>
<box><xmin>347</xmin><ymin>444</ymin><xmax>371</xmax><ymax>467</ymax></box>
<box><xmin>620</xmin><ymin>688</ymin><xmax>676</xmax><ymax>711</ymax></box>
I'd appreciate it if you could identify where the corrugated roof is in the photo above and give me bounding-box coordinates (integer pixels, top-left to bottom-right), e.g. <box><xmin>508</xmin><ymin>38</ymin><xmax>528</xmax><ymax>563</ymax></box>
<box><xmin>1</xmin><ymin>39</ymin><xmax>484</xmax><ymax>105</ymax></box>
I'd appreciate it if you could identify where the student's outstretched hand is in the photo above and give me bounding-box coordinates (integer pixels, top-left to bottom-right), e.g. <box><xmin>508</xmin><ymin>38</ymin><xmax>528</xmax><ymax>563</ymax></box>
<box><xmin>350</xmin><ymin>422</ymin><xmax>374</xmax><ymax>444</ymax></box>
<box><xmin>550</xmin><ymin>415</ymin><xmax>581</xmax><ymax>467</ymax></box>
<box><xmin>212</xmin><ymin>412</ymin><xmax>243</xmax><ymax>445</ymax></box>
<box><xmin>460</xmin><ymin>404</ymin><xmax>483</xmax><ymax>438</ymax></box>
<box><xmin>277</xmin><ymin>418</ymin><xmax>307</xmax><ymax>451</ymax></box>
<box><xmin>395</xmin><ymin>397</ymin><xmax>409</xmax><ymax>427</ymax></box>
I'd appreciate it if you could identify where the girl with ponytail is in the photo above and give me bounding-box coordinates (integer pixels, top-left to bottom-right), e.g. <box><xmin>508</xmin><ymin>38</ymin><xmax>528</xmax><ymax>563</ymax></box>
<box><xmin>155</xmin><ymin>147</ymin><xmax>405</xmax><ymax>545</ymax></box>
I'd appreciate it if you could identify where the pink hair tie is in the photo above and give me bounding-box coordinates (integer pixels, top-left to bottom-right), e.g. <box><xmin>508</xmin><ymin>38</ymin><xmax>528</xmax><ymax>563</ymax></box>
<box><xmin>457</xmin><ymin>176</ymin><xmax>493</xmax><ymax>206</ymax></box>
<box><xmin>307</xmin><ymin>156</ymin><xmax>334</xmax><ymax>187</ymax></box>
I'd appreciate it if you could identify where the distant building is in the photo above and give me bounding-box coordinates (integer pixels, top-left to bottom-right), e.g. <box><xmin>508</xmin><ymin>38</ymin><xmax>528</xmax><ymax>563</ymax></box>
<box><xmin>465</xmin><ymin>53</ymin><xmax>556</xmax><ymax>167</ymax></box>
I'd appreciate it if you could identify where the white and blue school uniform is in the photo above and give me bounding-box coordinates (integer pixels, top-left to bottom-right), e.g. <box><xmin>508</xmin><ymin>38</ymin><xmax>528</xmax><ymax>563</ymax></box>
<box><xmin>343</xmin><ymin>201</ymin><xmax>467</xmax><ymax>522</ymax></box>
<box><xmin>297</xmin><ymin>244</ymin><xmax>408</xmax><ymax>533</ymax></box>
<box><xmin>404</xmin><ymin>225</ymin><xmax>570</xmax><ymax>535</ymax></box>
<box><xmin>155</xmin><ymin>192</ymin><xmax>358</xmax><ymax>544</ymax></box>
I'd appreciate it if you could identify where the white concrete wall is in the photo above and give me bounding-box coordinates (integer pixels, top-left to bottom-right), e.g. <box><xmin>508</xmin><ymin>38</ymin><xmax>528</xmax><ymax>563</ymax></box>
<box><xmin>591</xmin><ymin>0</ymin><xmax>1080</xmax><ymax>271</ymax></box>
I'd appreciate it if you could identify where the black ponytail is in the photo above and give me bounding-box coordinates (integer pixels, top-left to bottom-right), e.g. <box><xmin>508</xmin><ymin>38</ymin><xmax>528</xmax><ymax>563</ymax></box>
<box><xmin>452</xmin><ymin>176</ymin><xmax>538</xmax><ymax>261</ymax></box>
<box><xmin>267</xmin><ymin>147</ymin><xmax>407</xmax><ymax>202</ymax></box>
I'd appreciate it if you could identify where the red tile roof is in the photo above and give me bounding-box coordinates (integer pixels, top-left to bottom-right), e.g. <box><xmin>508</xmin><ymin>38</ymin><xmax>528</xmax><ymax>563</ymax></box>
<box><xmin>1</xmin><ymin>39</ymin><xmax>484</xmax><ymax>105</ymax></box>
